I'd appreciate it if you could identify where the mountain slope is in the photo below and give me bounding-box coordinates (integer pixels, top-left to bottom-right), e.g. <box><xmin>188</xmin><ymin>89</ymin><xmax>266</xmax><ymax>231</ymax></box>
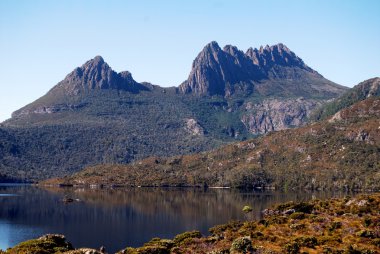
<box><xmin>311</xmin><ymin>77</ymin><xmax>380</xmax><ymax>121</ymax></box>
<box><xmin>1</xmin><ymin>42</ymin><xmax>348</xmax><ymax>181</ymax></box>
<box><xmin>48</xmin><ymin>96</ymin><xmax>380</xmax><ymax>190</ymax></box>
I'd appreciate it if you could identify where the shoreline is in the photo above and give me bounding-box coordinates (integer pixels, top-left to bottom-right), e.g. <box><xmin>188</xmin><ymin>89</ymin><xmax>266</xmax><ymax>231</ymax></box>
<box><xmin>3</xmin><ymin>193</ymin><xmax>380</xmax><ymax>254</ymax></box>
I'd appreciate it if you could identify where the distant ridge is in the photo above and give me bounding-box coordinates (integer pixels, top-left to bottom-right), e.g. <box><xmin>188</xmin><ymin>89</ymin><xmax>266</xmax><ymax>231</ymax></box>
<box><xmin>311</xmin><ymin>77</ymin><xmax>380</xmax><ymax>121</ymax></box>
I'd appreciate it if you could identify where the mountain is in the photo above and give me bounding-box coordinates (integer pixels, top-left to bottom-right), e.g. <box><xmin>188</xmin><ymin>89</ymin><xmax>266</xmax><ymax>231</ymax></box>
<box><xmin>311</xmin><ymin>77</ymin><xmax>380</xmax><ymax>121</ymax></box>
<box><xmin>179</xmin><ymin>42</ymin><xmax>344</xmax><ymax>98</ymax></box>
<box><xmin>47</xmin><ymin>95</ymin><xmax>380</xmax><ymax>190</ymax></box>
<box><xmin>0</xmin><ymin>42</ymin><xmax>348</xmax><ymax>181</ymax></box>
<box><xmin>11</xmin><ymin>55</ymin><xmax>149</xmax><ymax>119</ymax></box>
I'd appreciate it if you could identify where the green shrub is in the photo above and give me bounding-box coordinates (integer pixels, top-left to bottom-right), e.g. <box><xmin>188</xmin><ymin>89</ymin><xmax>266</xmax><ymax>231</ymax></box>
<box><xmin>230</xmin><ymin>236</ymin><xmax>253</xmax><ymax>253</ymax></box>
<box><xmin>173</xmin><ymin>231</ymin><xmax>202</xmax><ymax>245</ymax></box>
<box><xmin>318</xmin><ymin>235</ymin><xmax>342</xmax><ymax>244</ymax></box>
<box><xmin>363</xmin><ymin>217</ymin><xmax>372</xmax><ymax>227</ymax></box>
<box><xmin>283</xmin><ymin>241</ymin><xmax>300</xmax><ymax>254</ymax></box>
<box><xmin>289</xmin><ymin>212</ymin><xmax>306</xmax><ymax>220</ymax></box>
<box><xmin>5</xmin><ymin>234</ymin><xmax>73</xmax><ymax>254</ymax></box>
<box><xmin>329</xmin><ymin>221</ymin><xmax>342</xmax><ymax>232</ymax></box>
<box><xmin>209</xmin><ymin>221</ymin><xmax>242</xmax><ymax>235</ymax></box>
<box><xmin>357</xmin><ymin>230</ymin><xmax>376</xmax><ymax>239</ymax></box>
<box><xmin>242</xmin><ymin>205</ymin><xmax>253</xmax><ymax>213</ymax></box>
<box><xmin>143</xmin><ymin>238</ymin><xmax>174</xmax><ymax>250</ymax></box>
<box><xmin>294</xmin><ymin>236</ymin><xmax>318</xmax><ymax>248</ymax></box>
<box><xmin>250</xmin><ymin>231</ymin><xmax>264</xmax><ymax>239</ymax></box>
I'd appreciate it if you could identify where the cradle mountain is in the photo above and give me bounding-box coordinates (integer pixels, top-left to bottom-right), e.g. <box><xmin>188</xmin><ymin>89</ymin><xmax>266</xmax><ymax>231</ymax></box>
<box><xmin>0</xmin><ymin>42</ymin><xmax>348</xmax><ymax>181</ymax></box>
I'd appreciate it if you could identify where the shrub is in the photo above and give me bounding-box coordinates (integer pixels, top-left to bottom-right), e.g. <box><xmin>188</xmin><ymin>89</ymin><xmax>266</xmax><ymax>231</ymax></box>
<box><xmin>294</xmin><ymin>236</ymin><xmax>318</xmax><ymax>248</ymax></box>
<box><xmin>276</xmin><ymin>201</ymin><xmax>314</xmax><ymax>214</ymax></box>
<box><xmin>230</xmin><ymin>236</ymin><xmax>253</xmax><ymax>254</ymax></box>
<box><xmin>4</xmin><ymin>234</ymin><xmax>73</xmax><ymax>254</ymax></box>
<box><xmin>289</xmin><ymin>212</ymin><xmax>306</xmax><ymax>220</ymax></box>
<box><xmin>357</xmin><ymin>230</ymin><xmax>377</xmax><ymax>239</ymax></box>
<box><xmin>318</xmin><ymin>235</ymin><xmax>343</xmax><ymax>244</ymax></box>
<box><xmin>329</xmin><ymin>221</ymin><xmax>342</xmax><ymax>232</ymax></box>
<box><xmin>363</xmin><ymin>217</ymin><xmax>372</xmax><ymax>227</ymax></box>
<box><xmin>209</xmin><ymin>221</ymin><xmax>242</xmax><ymax>235</ymax></box>
<box><xmin>283</xmin><ymin>241</ymin><xmax>300</xmax><ymax>254</ymax></box>
<box><xmin>242</xmin><ymin>205</ymin><xmax>253</xmax><ymax>213</ymax></box>
<box><xmin>173</xmin><ymin>231</ymin><xmax>202</xmax><ymax>245</ymax></box>
<box><xmin>143</xmin><ymin>238</ymin><xmax>174</xmax><ymax>249</ymax></box>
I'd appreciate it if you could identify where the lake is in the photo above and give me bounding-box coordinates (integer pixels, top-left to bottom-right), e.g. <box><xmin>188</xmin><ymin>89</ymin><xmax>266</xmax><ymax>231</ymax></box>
<box><xmin>0</xmin><ymin>184</ymin><xmax>351</xmax><ymax>253</ymax></box>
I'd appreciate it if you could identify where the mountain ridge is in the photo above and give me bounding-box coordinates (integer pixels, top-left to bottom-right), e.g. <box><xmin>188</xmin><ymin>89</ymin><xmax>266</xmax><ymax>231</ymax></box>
<box><xmin>178</xmin><ymin>41</ymin><xmax>330</xmax><ymax>96</ymax></box>
<box><xmin>8</xmin><ymin>41</ymin><xmax>346</xmax><ymax>123</ymax></box>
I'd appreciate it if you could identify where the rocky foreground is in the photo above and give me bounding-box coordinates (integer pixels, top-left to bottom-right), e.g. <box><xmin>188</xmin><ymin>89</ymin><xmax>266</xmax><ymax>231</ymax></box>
<box><xmin>2</xmin><ymin>193</ymin><xmax>380</xmax><ymax>254</ymax></box>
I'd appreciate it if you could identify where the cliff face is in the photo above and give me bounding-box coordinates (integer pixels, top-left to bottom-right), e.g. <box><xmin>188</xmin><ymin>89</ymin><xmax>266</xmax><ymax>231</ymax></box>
<box><xmin>241</xmin><ymin>98</ymin><xmax>321</xmax><ymax>134</ymax></box>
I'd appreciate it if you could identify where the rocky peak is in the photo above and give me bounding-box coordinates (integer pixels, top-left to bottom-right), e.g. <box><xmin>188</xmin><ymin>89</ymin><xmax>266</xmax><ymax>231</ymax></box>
<box><xmin>223</xmin><ymin>45</ymin><xmax>240</xmax><ymax>56</ymax></box>
<box><xmin>245</xmin><ymin>43</ymin><xmax>318</xmax><ymax>75</ymax></box>
<box><xmin>179</xmin><ymin>41</ymin><xmax>322</xmax><ymax>96</ymax></box>
<box><xmin>223</xmin><ymin>45</ymin><xmax>249</xmax><ymax>67</ymax></box>
<box><xmin>191</xmin><ymin>41</ymin><xmax>223</xmax><ymax>68</ymax></box>
<box><xmin>54</xmin><ymin>56</ymin><xmax>146</xmax><ymax>95</ymax></box>
<box><xmin>180</xmin><ymin>42</ymin><xmax>267</xmax><ymax>96</ymax></box>
<box><xmin>179</xmin><ymin>42</ymin><xmax>228</xmax><ymax>96</ymax></box>
<box><xmin>204</xmin><ymin>41</ymin><xmax>221</xmax><ymax>52</ymax></box>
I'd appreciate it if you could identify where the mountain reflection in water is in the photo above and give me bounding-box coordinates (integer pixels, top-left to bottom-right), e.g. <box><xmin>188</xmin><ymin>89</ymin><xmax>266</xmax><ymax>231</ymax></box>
<box><xmin>0</xmin><ymin>185</ymin><xmax>350</xmax><ymax>253</ymax></box>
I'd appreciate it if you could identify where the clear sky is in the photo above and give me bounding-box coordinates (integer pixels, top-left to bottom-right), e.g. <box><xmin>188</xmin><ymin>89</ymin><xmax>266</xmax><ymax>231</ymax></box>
<box><xmin>0</xmin><ymin>0</ymin><xmax>379</xmax><ymax>122</ymax></box>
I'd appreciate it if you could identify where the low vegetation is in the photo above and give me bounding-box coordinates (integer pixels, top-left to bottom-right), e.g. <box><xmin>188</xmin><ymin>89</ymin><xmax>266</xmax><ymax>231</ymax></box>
<box><xmin>2</xmin><ymin>234</ymin><xmax>73</xmax><ymax>254</ymax></box>
<box><xmin>3</xmin><ymin>193</ymin><xmax>380</xmax><ymax>253</ymax></box>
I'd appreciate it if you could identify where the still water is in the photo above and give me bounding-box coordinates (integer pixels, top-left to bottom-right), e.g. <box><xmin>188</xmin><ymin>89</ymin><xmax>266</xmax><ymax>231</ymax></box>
<box><xmin>0</xmin><ymin>184</ymin><xmax>351</xmax><ymax>253</ymax></box>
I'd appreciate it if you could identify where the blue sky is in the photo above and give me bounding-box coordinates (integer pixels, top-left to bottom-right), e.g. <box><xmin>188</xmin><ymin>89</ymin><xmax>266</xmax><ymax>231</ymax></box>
<box><xmin>0</xmin><ymin>0</ymin><xmax>379</xmax><ymax>122</ymax></box>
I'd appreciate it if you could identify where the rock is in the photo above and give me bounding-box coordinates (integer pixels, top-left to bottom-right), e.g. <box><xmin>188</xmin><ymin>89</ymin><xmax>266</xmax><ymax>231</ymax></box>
<box><xmin>241</xmin><ymin>98</ymin><xmax>321</xmax><ymax>134</ymax></box>
<box><xmin>64</xmin><ymin>248</ymin><xmax>104</xmax><ymax>254</ymax></box>
<box><xmin>184</xmin><ymin>118</ymin><xmax>204</xmax><ymax>136</ymax></box>
<box><xmin>345</xmin><ymin>199</ymin><xmax>368</xmax><ymax>207</ymax></box>
<box><xmin>99</xmin><ymin>246</ymin><xmax>106</xmax><ymax>253</ymax></box>
<box><xmin>283</xmin><ymin>209</ymin><xmax>296</xmax><ymax>215</ymax></box>
<box><xmin>357</xmin><ymin>200</ymin><xmax>368</xmax><ymax>207</ymax></box>
<box><xmin>63</xmin><ymin>196</ymin><xmax>74</xmax><ymax>203</ymax></box>
<box><xmin>356</xmin><ymin>130</ymin><xmax>370</xmax><ymax>142</ymax></box>
<box><xmin>38</xmin><ymin>234</ymin><xmax>66</xmax><ymax>242</ymax></box>
<box><xmin>328</xmin><ymin>111</ymin><xmax>342</xmax><ymax>123</ymax></box>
